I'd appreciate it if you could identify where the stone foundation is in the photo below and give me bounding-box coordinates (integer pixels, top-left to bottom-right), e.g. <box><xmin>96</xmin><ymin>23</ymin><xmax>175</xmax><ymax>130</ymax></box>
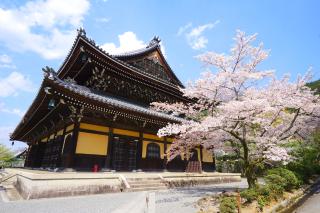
<box><xmin>16</xmin><ymin>175</ymin><xmax>121</xmax><ymax>199</ymax></box>
<box><xmin>4</xmin><ymin>169</ymin><xmax>241</xmax><ymax>200</ymax></box>
<box><xmin>163</xmin><ymin>173</ymin><xmax>241</xmax><ymax>188</ymax></box>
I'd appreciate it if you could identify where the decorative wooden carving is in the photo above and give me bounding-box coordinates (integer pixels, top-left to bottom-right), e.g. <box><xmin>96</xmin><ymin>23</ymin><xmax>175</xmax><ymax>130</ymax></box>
<box><xmin>130</xmin><ymin>58</ymin><xmax>171</xmax><ymax>82</ymax></box>
<box><xmin>85</xmin><ymin>66</ymin><xmax>174</xmax><ymax>104</ymax></box>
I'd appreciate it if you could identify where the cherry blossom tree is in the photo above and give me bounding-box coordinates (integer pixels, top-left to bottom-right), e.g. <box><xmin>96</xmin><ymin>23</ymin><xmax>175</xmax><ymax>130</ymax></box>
<box><xmin>152</xmin><ymin>30</ymin><xmax>320</xmax><ymax>188</ymax></box>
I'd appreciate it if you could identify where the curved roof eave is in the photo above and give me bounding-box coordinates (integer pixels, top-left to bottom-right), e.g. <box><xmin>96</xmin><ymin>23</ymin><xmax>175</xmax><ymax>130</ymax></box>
<box><xmin>57</xmin><ymin>30</ymin><xmax>184</xmax><ymax>89</ymax></box>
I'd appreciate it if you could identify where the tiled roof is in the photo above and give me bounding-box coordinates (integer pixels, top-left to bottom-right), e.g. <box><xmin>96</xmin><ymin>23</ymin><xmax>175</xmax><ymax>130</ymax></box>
<box><xmin>57</xmin><ymin>30</ymin><xmax>183</xmax><ymax>88</ymax></box>
<box><xmin>46</xmin><ymin>69</ymin><xmax>184</xmax><ymax>123</ymax></box>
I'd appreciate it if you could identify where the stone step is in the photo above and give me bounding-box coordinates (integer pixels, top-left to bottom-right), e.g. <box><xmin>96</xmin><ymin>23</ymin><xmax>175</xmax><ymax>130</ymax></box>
<box><xmin>6</xmin><ymin>186</ymin><xmax>23</xmax><ymax>201</ymax></box>
<box><xmin>127</xmin><ymin>180</ymin><xmax>163</xmax><ymax>184</ymax></box>
<box><xmin>1</xmin><ymin>173</ymin><xmax>16</xmax><ymax>183</ymax></box>
<box><xmin>126</xmin><ymin>177</ymin><xmax>161</xmax><ymax>181</ymax></box>
<box><xmin>129</xmin><ymin>183</ymin><xmax>166</xmax><ymax>188</ymax></box>
<box><xmin>1</xmin><ymin>183</ymin><xmax>23</xmax><ymax>201</ymax></box>
<box><xmin>128</xmin><ymin>185</ymin><xmax>168</xmax><ymax>192</ymax></box>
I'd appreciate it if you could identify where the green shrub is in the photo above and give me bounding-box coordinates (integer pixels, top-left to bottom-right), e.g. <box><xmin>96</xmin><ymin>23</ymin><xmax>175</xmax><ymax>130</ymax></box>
<box><xmin>265</xmin><ymin>174</ymin><xmax>286</xmax><ymax>188</ymax></box>
<box><xmin>267</xmin><ymin>184</ymin><xmax>284</xmax><ymax>200</ymax></box>
<box><xmin>286</xmin><ymin>132</ymin><xmax>320</xmax><ymax>183</ymax></box>
<box><xmin>240</xmin><ymin>187</ymin><xmax>259</xmax><ymax>203</ymax></box>
<box><xmin>240</xmin><ymin>185</ymin><xmax>272</xmax><ymax>210</ymax></box>
<box><xmin>219</xmin><ymin>196</ymin><xmax>237</xmax><ymax>213</ymax></box>
<box><xmin>257</xmin><ymin>195</ymin><xmax>269</xmax><ymax>210</ymax></box>
<box><xmin>267</xmin><ymin>168</ymin><xmax>300</xmax><ymax>191</ymax></box>
<box><xmin>257</xmin><ymin>185</ymin><xmax>271</xmax><ymax>199</ymax></box>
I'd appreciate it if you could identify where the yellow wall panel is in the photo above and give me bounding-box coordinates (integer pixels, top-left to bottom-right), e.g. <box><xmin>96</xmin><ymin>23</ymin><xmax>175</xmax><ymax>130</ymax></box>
<box><xmin>196</xmin><ymin>148</ymin><xmax>201</xmax><ymax>161</ymax></box>
<box><xmin>76</xmin><ymin>132</ymin><xmax>108</xmax><ymax>156</ymax></box>
<box><xmin>49</xmin><ymin>134</ymin><xmax>55</xmax><ymax>140</ymax></box>
<box><xmin>166</xmin><ymin>137</ymin><xmax>174</xmax><ymax>143</ymax></box>
<box><xmin>113</xmin><ymin>128</ymin><xmax>139</xmax><ymax>137</ymax></box>
<box><xmin>202</xmin><ymin>149</ymin><xmax>214</xmax><ymax>163</ymax></box>
<box><xmin>80</xmin><ymin>123</ymin><xmax>109</xmax><ymax>132</ymax></box>
<box><xmin>66</xmin><ymin>124</ymin><xmax>74</xmax><ymax>132</ymax></box>
<box><xmin>143</xmin><ymin>133</ymin><xmax>164</xmax><ymax>141</ymax></box>
<box><xmin>142</xmin><ymin>141</ymin><xmax>164</xmax><ymax>159</ymax></box>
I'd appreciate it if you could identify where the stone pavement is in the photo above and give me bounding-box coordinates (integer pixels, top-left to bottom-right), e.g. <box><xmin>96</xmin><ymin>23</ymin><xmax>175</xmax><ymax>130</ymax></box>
<box><xmin>0</xmin><ymin>179</ymin><xmax>248</xmax><ymax>213</ymax></box>
<box><xmin>0</xmin><ymin>190</ymin><xmax>143</xmax><ymax>213</ymax></box>
<box><xmin>295</xmin><ymin>181</ymin><xmax>320</xmax><ymax>213</ymax></box>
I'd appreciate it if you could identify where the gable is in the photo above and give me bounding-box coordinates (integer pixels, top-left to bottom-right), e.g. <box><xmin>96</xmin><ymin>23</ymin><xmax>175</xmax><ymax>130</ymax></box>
<box><xmin>127</xmin><ymin>50</ymin><xmax>171</xmax><ymax>83</ymax></box>
<box><xmin>120</xmin><ymin>47</ymin><xmax>183</xmax><ymax>87</ymax></box>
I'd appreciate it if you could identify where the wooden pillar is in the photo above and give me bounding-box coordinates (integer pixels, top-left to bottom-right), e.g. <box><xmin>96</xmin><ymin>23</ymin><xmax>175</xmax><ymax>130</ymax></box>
<box><xmin>57</xmin><ymin>126</ymin><xmax>66</xmax><ymax>168</ymax></box>
<box><xmin>49</xmin><ymin>132</ymin><xmax>57</xmax><ymax>168</ymax></box>
<box><xmin>24</xmin><ymin>145</ymin><xmax>32</xmax><ymax>167</ymax></box>
<box><xmin>212</xmin><ymin>151</ymin><xmax>216</xmax><ymax>171</ymax></box>
<box><xmin>163</xmin><ymin>137</ymin><xmax>168</xmax><ymax>171</ymax></box>
<box><xmin>200</xmin><ymin>146</ymin><xmax>203</xmax><ymax>172</ymax></box>
<box><xmin>64</xmin><ymin>121</ymin><xmax>79</xmax><ymax>169</ymax></box>
<box><xmin>136</xmin><ymin>132</ymin><xmax>143</xmax><ymax>171</ymax></box>
<box><xmin>104</xmin><ymin>127</ymin><xmax>114</xmax><ymax>170</ymax></box>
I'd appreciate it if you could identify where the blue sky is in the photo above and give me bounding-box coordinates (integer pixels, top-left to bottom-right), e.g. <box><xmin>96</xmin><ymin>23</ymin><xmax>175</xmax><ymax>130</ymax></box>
<box><xmin>0</xmin><ymin>0</ymin><xmax>319</xmax><ymax>150</ymax></box>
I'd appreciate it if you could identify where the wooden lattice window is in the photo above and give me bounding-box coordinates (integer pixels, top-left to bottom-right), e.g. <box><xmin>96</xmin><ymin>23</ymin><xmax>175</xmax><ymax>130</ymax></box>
<box><xmin>146</xmin><ymin>143</ymin><xmax>160</xmax><ymax>159</ymax></box>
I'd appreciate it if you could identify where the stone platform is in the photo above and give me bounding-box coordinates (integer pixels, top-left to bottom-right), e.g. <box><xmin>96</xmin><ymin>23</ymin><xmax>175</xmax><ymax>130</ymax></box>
<box><xmin>1</xmin><ymin>168</ymin><xmax>241</xmax><ymax>200</ymax></box>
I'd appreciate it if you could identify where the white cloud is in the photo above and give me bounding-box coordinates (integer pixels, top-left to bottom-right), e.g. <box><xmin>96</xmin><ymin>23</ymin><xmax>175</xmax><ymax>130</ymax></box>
<box><xmin>101</xmin><ymin>31</ymin><xmax>146</xmax><ymax>54</ymax></box>
<box><xmin>0</xmin><ymin>54</ymin><xmax>11</xmax><ymax>64</ymax></box>
<box><xmin>0</xmin><ymin>0</ymin><xmax>90</xmax><ymax>60</ymax></box>
<box><xmin>101</xmin><ymin>31</ymin><xmax>167</xmax><ymax>57</ymax></box>
<box><xmin>0</xmin><ymin>54</ymin><xmax>15</xmax><ymax>69</ymax></box>
<box><xmin>95</xmin><ymin>17</ymin><xmax>110</xmax><ymax>23</ymax></box>
<box><xmin>177</xmin><ymin>20</ymin><xmax>220</xmax><ymax>50</ymax></box>
<box><xmin>0</xmin><ymin>125</ymin><xmax>26</xmax><ymax>150</ymax></box>
<box><xmin>177</xmin><ymin>22</ymin><xmax>192</xmax><ymax>36</ymax></box>
<box><xmin>0</xmin><ymin>102</ymin><xmax>24</xmax><ymax>117</ymax></box>
<box><xmin>0</xmin><ymin>72</ymin><xmax>35</xmax><ymax>97</ymax></box>
<box><xmin>0</xmin><ymin>126</ymin><xmax>14</xmax><ymax>144</ymax></box>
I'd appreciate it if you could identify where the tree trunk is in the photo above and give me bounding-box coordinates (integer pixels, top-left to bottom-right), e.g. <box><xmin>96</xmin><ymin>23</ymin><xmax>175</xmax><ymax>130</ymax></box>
<box><xmin>241</xmin><ymin>140</ymin><xmax>257</xmax><ymax>188</ymax></box>
<box><xmin>245</xmin><ymin>165</ymin><xmax>257</xmax><ymax>188</ymax></box>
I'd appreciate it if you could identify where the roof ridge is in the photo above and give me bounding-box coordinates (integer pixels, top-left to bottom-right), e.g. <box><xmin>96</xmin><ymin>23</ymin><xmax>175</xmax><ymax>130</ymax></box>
<box><xmin>111</xmin><ymin>36</ymin><xmax>160</xmax><ymax>57</ymax></box>
<box><xmin>57</xmin><ymin>28</ymin><xmax>183</xmax><ymax>88</ymax></box>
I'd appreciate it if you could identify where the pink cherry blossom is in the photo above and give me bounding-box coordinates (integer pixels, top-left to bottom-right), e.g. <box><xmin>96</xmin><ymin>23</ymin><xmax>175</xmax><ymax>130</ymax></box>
<box><xmin>152</xmin><ymin>30</ymin><xmax>320</xmax><ymax>187</ymax></box>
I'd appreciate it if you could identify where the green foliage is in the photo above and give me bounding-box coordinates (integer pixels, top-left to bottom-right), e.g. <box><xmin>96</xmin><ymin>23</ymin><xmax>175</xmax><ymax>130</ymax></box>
<box><xmin>0</xmin><ymin>144</ymin><xmax>15</xmax><ymax>167</ymax></box>
<box><xmin>240</xmin><ymin>185</ymin><xmax>272</xmax><ymax>209</ymax></box>
<box><xmin>240</xmin><ymin>187</ymin><xmax>258</xmax><ymax>203</ymax></box>
<box><xmin>265</xmin><ymin>174</ymin><xmax>286</xmax><ymax>189</ymax></box>
<box><xmin>219</xmin><ymin>196</ymin><xmax>237</xmax><ymax>213</ymax></box>
<box><xmin>257</xmin><ymin>185</ymin><xmax>271</xmax><ymax>199</ymax></box>
<box><xmin>267</xmin><ymin>168</ymin><xmax>300</xmax><ymax>191</ymax></box>
<box><xmin>267</xmin><ymin>183</ymin><xmax>284</xmax><ymax>200</ymax></box>
<box><xmin>286</xmin><ymin>133</ymin><xmax>320</xmax><ymax>183</ymax></box>
<box><xmin>264</xmin><ymin>174</ymin><xmax>286</xmax><ymax>199</ymax></box>
<box><xmin>216</xmin><ymin>154</ymin><xmax>244</xmax><ymax>173</ymax></box>
<box><xmin>306</xmin><ymin>79</ymin><xmax>320</xmax><ymax>94</ymax></box>
<box><xmin>257</xmin><ymin>195</ymin><xmax>269</xmax><ymax>210</ymax></box>
<box><xmin>216</xmin><ymin>154</ymin><xmax>239</xmax><ymax>161</ymax></box>
<box><xmin>237</xmin><ymin>132</ymin><xmax>320</xmax><ymax>211</ymax></box>
<box><xmin>240</xmin><ymin>182</ymin><xmax>288</xmax><ymax>210</ymax></box>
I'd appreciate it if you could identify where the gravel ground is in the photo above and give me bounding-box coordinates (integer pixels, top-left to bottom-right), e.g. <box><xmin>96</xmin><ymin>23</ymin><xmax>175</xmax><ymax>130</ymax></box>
<box><xmin>0</xmin><ymin>179</ymin><xmax>248</xmax><ymax>213</ymax></box>
<box><xmin>155</xmin><ymin>179</ymin><xmax>248</xmax><ymax>213</ymax></box>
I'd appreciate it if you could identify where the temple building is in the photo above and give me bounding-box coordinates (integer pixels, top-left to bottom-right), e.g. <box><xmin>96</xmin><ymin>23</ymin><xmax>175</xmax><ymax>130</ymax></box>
<box><xmin>10</xmin><ymin>29</ymin><xmax>215</xmax><ymax>172</ymax></box>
